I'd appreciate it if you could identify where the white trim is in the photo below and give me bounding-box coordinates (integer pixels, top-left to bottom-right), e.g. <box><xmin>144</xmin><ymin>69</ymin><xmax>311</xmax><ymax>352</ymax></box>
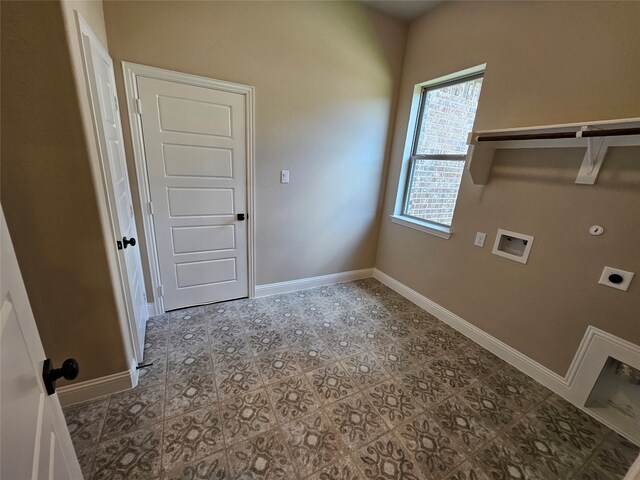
<box><xmin>623</xmin><ymin>453</ymin><xmax>640</xmax><ymax>480</ymax></box>
<box><xmin>121</xmin><ymin>62</ymin><xmax>257</xmax><ymax>311</ymax></box>
<box><xmin>389</xmin><ymin>215</ymin><xmax>452</xmax><ymax>239</ymax></box>
<box><xmin>373</xmin><ymin>268</ymin><xmax>640</xmax><ymax>443</ymax></box>
<box><xmin>146</xmin><ymin>302</ymin><xmax>157</xmax><ymax>317</ymax></box>
<box><xmin>255</xmin><ymin>269</ymin><xmax>374</xmax><ymax>297</ymax></box>
<box><xmin>57</xmin><ymin>358</ymin><xmax>138</xmax><ymax>407</ymax></box>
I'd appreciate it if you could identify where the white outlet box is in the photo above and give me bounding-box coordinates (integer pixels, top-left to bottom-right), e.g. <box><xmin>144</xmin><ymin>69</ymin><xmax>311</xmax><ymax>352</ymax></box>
<box><xmin>474</xmin><ymin>232</ymin><xmax>486</xmax><ymax>247</ymax></box>
<box><xmin>598</xmin><ymin>266</ymin><xmax>634</xmax><ymax>292</ymax></box>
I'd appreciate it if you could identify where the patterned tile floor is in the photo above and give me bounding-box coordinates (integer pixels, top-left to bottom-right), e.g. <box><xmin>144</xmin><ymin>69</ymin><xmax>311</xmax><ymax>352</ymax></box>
<box><xmin>64</xmin><ymin>279</ymin><xmax>639</xmax><ymax>480</ymax></box>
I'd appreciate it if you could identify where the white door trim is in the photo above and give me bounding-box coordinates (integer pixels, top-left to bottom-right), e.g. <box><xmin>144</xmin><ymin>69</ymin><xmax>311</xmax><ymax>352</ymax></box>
<box><xmin>74</xmin><ymin>13</ymin><xmax>139</xmax><ymax>363</ymax></box>
<box><xmin>121</xmin><ymin>62</ymin><xmax>257</xmax><ymax>313</ymax></box>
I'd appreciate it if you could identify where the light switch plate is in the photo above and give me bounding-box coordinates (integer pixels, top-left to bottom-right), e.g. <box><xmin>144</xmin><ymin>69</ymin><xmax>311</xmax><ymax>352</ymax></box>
<box><xmin>474</xmin><ymin>232</ymin><xmax>486</xmax><ymax>247</ymax></box>
<box><xmin>280</xmin><ymin>170</ymin><xmax>290</xmax><ymax>184</ymax></box>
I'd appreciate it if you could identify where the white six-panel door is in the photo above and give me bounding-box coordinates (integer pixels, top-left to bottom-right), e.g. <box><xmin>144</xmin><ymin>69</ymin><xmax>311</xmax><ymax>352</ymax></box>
<box><xmin>1</xmin><ymin>208</ymin><xmax>83</xmax><ymax>480</ymax></box>
<box><xmin>137</xmin><ymin>77</ymin><xmax>248</xmax><ymax>311</ymax></box>
<box><xmin>79</xmin><ymin>21</ymin><xmax>148</xmax><ymax>359</ymax></box>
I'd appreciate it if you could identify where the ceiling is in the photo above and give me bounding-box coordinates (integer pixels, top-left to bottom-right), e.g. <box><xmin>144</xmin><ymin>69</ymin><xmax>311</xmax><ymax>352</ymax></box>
<box><xmin>360</xmin><ymin>0</ymin><xmax>441</xmax><ymax>21</ymax></box>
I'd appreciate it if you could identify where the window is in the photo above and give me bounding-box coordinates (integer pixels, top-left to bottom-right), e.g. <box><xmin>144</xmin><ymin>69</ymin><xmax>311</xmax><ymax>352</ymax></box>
<box><xmin>397</xmin><ymin>71</ymin><xmax>484</xmax><ymax>235</ymax></box>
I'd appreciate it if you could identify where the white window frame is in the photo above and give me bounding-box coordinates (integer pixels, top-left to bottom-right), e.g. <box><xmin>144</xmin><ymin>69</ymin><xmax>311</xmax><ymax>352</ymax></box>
<box><xmin>391</xmin><ymin>64</ymin><xmax>486</xmax><ymax>239</ymax></box>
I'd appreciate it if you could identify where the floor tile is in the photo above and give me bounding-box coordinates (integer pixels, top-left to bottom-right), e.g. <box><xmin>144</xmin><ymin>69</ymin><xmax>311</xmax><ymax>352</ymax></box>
<box><xmin>290</xmin><ymin>339</ymin><xmax>337</xmax><ymax>371</ymax></box>
<box><xmin>164</xmin><ymin>367</ymin><xmax>217</xmax><ymax>418</ymax></box>
<box><xmin>101</xmin><ymin>385</ymin><xmax>165</xmax><ymax>441</ymax></box>
<box><xmin>397</xmin><ymin>412</ymin><xmax>466</xmax><ymax>479</ymax></box>
<box><xmin>65</xmin><ymin>279</ymin><xmax>632</xmax><ymax>480</ymax></box>
<box><xmin>282</xmin><ymin>410</ymin><xmax>345</xmax><ymax>477</ymax></box>
<box><xmin>161</xmin><ymin>450</ymin><xmax>228</xmax><ymax>480</ymax></box>
<box><xmin>247</xmin><ymin>329</ymin><xmax>286</xmax><ymax>355</ymax></box>
<box><xmin>355</xmin><ymin>432</ymin><xmax>420</xmax><ymax>480</ymax></box>
<box><xmin>308</xmin><ymin>362</ymin><xmax>358</xmax><ymax>405</ymax></box>
<box><xmin>64</xmin><ymin>397</ymin><xmax>109</xmax><ymax>451</ymax></box>
<box><xmin>307</xmin><ymin>455</ymin><xmax>365</xmax><ymax>480</ymax></box>
<box><xmin>170</xmin><ymin>307</ymin><xmax>208</xmax><ymax>330</ymax></box>
<box><xmin>208</xmin><ymin>318</ymin><xmax>243</xmax><ymax>341</ymax></box>
<box><xmin>532</xmin><ymin>395</ymin><xmax>607</xmax><ymax>459</ymax></box>
<box><xmin>590</xmin><ymin>432</ymin><xmax>640</xmax><ymax>478</ymax></box>
<box><xmin>341</xmin><ymin>352</ymin><xmax>389</xmax><ymax>388</ymax></box>
<box><xmin>255</xmin><ymin>349</ymin><xmax>302</xmax><ymax>384</ymax></box>
<box><xmin>210</xmin><ymin>336</ymin><xmax>251</xmax><ymax>364</ymax></box>
<box><xmin>137</xmin><ymin>356</ymin><xmax>167</xmax><ymax>389</ymax></box>
<box><xmin>266</xmin><ymin>374</ymin><xmax>321</xmax><ymax>422</ymax></box>
<box><xmin>429</xmin><ymin>397</ymin><xmax>495</xmax><ymax>454</ymax></box>
<box><xmin>168</xmin><ymin>347</ymin><xmax>212</xmax><ymax>377</ymax></box>
<box><xmin>327</xmin><ymin>393</ymin><xmax>388</xmax><ymax>449</ymax></box>
<box><xmin>169</xmin><ymin>325</ymin><xmax>208</xmax><ymax>352</ymax></box>
<box><xmin>484</xmin><ymin>367</ymin><xmax>551</xmax><ymax>413</ymax></box>
<box><xmin>425</xmin><ymin>355</ymin><xmax>474</xmax><ymax>394</ymax></box>
<box><xmin>281</xmin><ymin>320</ymin><xmax>319</xmax><ymax>345</ymax></box>
<box><xmin>474</xmin><ymin>437</ymin><xmax>546</xmax><ymax>480</ymax></box>
<box><xmin>443</xmin><ymin>460</ymin><xmax>491</xmax><ymax>480</ymax></box>
<box><xmin>399</xmin><ymin>368</ymin><xmax>449</xmax><ymax>409</ymax></box>
<box><xmin>162</xmin><ymin>406</ymin><xmax>224</xmax><ymax>468</ymax></box>
<box><xmin>242</xmin><ymin>312</ymin><xmax>276</xmax><ymax>332</ymax></box>
<box><xmin>227</xmin><ymin>429</ymin><xmax>296</xmax><ymax>480</ymax></box>
<box><xmin>220</xmin><ymin>388</ymin><xmax>277</xmax><ymax>446</ymax></box>
<box><xmin>460</xmin><ymin>382</ymin><xmax>518</xmax><ymax>433</ymax></box>
<box><xmin>370</xmin><ymin>343</ymin><xmax>416</xmax><ymax>375</ymax></box>
<box><xmin>215</xmin><ymin>360</ymin><xmax>263</xmax><ymax>401</ymax></box>
<box><xmin>504</xmin><ymin>415</ymin><xmax>581</xmax><ymax>478</ymax></box>
<box><xmin>91</xmin><ymin>426</ymin><xmax>162</xmax><ymax>480</ymax></box>
<box><xmin>204</xmin><ymin>302</ymin><xmax>239</xmax><ymax>322</ymax></box>
<box><xmin>364</xmin><ymin>379</ymin><xmax>421</xmax><ymax>429</ymax></box>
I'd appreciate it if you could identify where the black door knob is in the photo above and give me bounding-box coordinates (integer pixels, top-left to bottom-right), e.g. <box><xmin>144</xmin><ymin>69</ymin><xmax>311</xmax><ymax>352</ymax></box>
<box><xmin>42</xmin><ymin>358</ymin><xmax>80</xmax><ymax>395</ymax></box>
<box><xmin>123</xmin><ymin>237</ymin><xmax>136</xmax><ymax>248</ymax></box>
<box><xmin>237</xmin><ymin>213</ymin><xmax>246</xmax><ymax>221</ymax></box>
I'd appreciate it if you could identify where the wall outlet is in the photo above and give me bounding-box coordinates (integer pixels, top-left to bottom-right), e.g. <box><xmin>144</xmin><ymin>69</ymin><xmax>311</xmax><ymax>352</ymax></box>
<box><xmin>474</xmin><ymin>232</ymin><xmax>486</xmax><ymax>247</ymax></box>
<box><xmin>598</xmin><ymin>266</ymin><xmax>634</xmax><ymax>292</ymax></box>
<box><xmin>280</xmin><ymin>170</ymin><xmax>290</xmax><ymax>184</ymax></box>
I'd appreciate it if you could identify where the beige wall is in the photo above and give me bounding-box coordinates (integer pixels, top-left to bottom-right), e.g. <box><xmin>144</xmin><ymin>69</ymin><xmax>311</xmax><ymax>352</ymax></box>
<box><xmin>1</xmin><ymin>0</ymin><xmax>129</xmax><ymax>382</ymax></box>
<box><xmin>376</xmin><ymin>1</ymin><xmax>640</xmax><ymax>375</ymax></box>
<box><xmin>103</xmin><ymin>0</ymin><xmax>407</xmax><ymax>293</ymax></box>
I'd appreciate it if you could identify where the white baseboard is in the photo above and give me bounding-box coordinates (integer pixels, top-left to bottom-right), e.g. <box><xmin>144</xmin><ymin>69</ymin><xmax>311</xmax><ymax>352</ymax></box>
<box><xmin>58</xmin><ymin>358</ymin><xmax>138</xmax><ymax>406</ymax></box>
<box><xmin>147</xmin><ymin>302</ymin><xmax>157</xmax><ymax>317</ymax></box>
<box><xmin>373</xmin><ymin>268</ymin><xmax>640</xmax><ymax>444</ymax></box>
<box><xmin>255</xmin><ymin>268</ymin><xmax>374</xmax><ymax>297</ymax></box>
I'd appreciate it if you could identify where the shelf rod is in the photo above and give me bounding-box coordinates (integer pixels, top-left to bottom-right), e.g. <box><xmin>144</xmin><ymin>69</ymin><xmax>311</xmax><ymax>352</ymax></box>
<box><xmin>477</xmin><ymin>127</ymin><xmax>640</xmax><ymax>143</ymax></box>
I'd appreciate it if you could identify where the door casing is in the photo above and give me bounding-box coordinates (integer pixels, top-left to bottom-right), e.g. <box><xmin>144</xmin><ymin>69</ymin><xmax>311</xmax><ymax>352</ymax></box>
<box><xmin>122</xmin><ymin>62</ymin><xmax>256</xmax><ymax>314</ymax></box>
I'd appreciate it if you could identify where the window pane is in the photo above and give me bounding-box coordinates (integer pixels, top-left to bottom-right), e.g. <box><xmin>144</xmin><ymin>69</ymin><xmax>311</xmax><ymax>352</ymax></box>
<box><xmin>415</xmin><ymin>76</ymin><xmax>483</xmax><ymax>155</ymax></box>
<box><xmin>404</xmin><ymin>159</ymin><xmax>464</xmax><ymax>226</ymax></box>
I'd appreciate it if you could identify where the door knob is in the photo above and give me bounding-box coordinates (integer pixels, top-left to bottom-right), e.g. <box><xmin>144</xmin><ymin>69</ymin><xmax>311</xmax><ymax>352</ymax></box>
<box><xmin>237</xmin><ymin>213</ymin><xmax>246</xmax><ymax>221</ymax></box>
<box><xmin>123</xmin><ymin>236</ymin><xmax>136</xmax><ymax>248</ymax></box>
<box><xmin>42</xmin><ymin>358</ymin><xmax>79</xmax><ymax>395</ymax></box>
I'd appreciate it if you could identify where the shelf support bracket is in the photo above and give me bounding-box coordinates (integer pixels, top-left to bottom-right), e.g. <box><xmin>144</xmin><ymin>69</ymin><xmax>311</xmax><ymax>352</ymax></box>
<box><xmin>576</xmin><ymin>127</ymin><xmax>609</xmax><ymax>185</ymax></box>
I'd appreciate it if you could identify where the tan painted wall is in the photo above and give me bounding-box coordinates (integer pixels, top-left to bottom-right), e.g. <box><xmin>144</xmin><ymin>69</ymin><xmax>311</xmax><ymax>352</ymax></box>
<box><xmin>376</xmin><ymin>1</ymin><xmax>640</xmax><ymax>375</ymax></box>
<box><xmin>1</xmin><ymin>0</ymin><xmax>129</xmax><ymax>382</ymax></box>
<box><xmin>102</xmin><ymin>0</ymin><xmax>407</xmax><ymax>293</ymax></box>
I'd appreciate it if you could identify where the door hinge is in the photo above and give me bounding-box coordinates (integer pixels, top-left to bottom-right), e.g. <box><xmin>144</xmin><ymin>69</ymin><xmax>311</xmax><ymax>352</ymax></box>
<box><xmin>157</xmin><ymin>285</ymin><xmax>164</xmax><ymax>297</ymax></box>
<box><xmin>147</xmin><ymin>201</ymin><xmax>154</xmax><ymax>215</ymax></box>
<box><xmin>134</xmin><ymin>98</ymin><xmax>143</xmax><ymax>115</ymax></box>
<box><xmin>113</xmin><ymin>95</ymin><xmax>119</xmax><ymax>112</ymax></box>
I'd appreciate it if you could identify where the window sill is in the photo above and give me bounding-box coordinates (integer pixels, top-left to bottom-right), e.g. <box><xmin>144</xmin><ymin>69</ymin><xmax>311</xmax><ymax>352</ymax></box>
<box><xmin>389</xmin><ymin>215</ymin><xmax>452</xmax><ymax>239</ymax></box>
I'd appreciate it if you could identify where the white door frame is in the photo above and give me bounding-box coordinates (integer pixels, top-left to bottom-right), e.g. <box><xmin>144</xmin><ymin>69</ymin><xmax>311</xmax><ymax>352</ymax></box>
<box><xmin>122</xmin><ymin>62</ymin><xmax>256</xmax><ymax>313</ymax></box>
<box><xmin>74</xmin><ymin>13</ymin><xmax>141</xmax><ymax>363</ymax></box>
